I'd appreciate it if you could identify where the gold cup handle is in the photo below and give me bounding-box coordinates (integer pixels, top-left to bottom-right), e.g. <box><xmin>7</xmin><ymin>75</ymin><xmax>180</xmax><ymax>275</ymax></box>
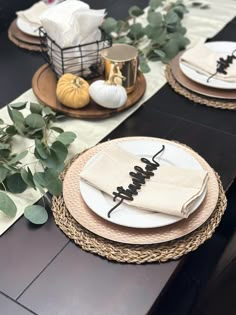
<box><xmin>108</xmin><ymin>63</ymin><xmax>126</xmax><ymax>86</ymax></box>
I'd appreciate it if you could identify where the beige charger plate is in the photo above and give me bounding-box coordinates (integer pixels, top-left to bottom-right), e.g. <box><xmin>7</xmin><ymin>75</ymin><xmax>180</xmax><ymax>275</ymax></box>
<box><xmin>62</xmin><ymin>137</ymin><xmax>220</xmax><ymax>245</ymax></box>
<box><xmin>32</xmin><ymin>64</ymin><xmax>146</xmax><ymax>119</ymax></box>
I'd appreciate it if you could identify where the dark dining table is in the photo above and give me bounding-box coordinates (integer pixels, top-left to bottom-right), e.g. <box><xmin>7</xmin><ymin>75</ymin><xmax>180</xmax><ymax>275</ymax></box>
<box><xmin>0</xmin><ymin>1</ymin><xmax>236</xmax><ymax>314</ymax></box>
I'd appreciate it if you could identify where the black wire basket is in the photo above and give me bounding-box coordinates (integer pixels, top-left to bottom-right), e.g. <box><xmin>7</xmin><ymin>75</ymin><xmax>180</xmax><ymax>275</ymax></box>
<box><xmin>39</xmin><ymin>28</ymin><xmax>112</xmax><ymax>79</ymax></box>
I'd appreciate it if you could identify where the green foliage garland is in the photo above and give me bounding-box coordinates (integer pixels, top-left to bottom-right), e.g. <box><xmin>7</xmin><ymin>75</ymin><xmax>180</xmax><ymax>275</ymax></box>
<box><xmin>102</xmin><ymin>0</ymin><xmax>190</xmax><ymax>72</ymax></box>
<box><xmin>0</xmin><ymin>102</ymin><xmax>76</xmax><ymax>224</ymax></box>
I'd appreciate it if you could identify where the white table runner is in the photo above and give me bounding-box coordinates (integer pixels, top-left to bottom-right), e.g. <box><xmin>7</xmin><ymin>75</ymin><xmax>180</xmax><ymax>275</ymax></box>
<box><xmin>1</xmin><ymin>0</ymin><xmax>235</xmax><ymax>235</ymax></box>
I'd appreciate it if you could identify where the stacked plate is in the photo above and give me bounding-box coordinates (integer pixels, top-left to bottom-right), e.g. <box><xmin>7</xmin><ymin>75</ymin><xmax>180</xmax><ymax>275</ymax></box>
<box><xmin>62</xmin><ymin>137</ymin><xmax>220</xmax><ymax>245</ymax></box>
<box><xmin>169</xmin><ymin>41</ymin><xmax>236</xmax><ymax>106</ymax></box>
<box><xmin>8</xmin><ymin>18</ymin><xmax>42</xmax><ymax>51</ymax></box>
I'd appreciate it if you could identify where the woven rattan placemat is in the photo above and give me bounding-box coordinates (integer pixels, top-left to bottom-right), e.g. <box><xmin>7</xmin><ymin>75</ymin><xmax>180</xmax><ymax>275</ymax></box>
<box><xmin>52</xmin><ymin>141</ymin><xmax>227</xmax><ymax>264</ymax></box>
<box><xmin>165</xmin><ymin>65</ymin><xmax>236</xmax><ymax>110</ymax></box>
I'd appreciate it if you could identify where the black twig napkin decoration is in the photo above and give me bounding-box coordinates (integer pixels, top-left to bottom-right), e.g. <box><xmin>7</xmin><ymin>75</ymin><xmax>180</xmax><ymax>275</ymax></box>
<box><xmin>108</xmin><ymin>145</ymin><xmax>165</xmax><ymax>218</ymax></box>
<box><xmin>207</xmin><ymin>49</ymin><xmax>236</xmax><ymax>82</ymax></box>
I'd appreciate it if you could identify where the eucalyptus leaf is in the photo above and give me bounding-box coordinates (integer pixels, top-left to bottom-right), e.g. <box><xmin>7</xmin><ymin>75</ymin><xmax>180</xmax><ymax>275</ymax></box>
<box><xmin>173</xmin><ymin>5</ymin><xmax>188</xmax><ymax>18</ymax></box>
<box><xmin>0</xmin><ymin>166</ymin><xmax>8</xmax><ymax>183</ymax></box>
<box><xmin>21</xmin><ymin>167</ymin><xmax>36</xmax><ymax>189</ymax></box>
<box><xmin>7</xmin><ymin>106</ymin><xmax>24</xmax><ymax>124</ymax></box>
<box><xmin>8</xmin><ymin>151</ymin><xmax>28</xmax><ymax>165</ymax></box>
<box><xmin>0</xmin><ymin>192</ymin><xmax>17</xmax><ymax>217</ymax></box>
<box><xmin>128</xmin><ymin>23</ymin><xmax>144</xmax><ymax>40</ymax></box>
<box><xmin>139</xmin><ymin>56</ymin><xmax>151</xmax><ymax>73</ymax></box>
<box><xmin>27</xmin><ymin>128</ymin><xmax>43</xmax><ymax>138</ymax></box>
<box><xmin>152</xmin><ymin>28</ymin><xmax>167</xmax><ymax>45</ymax></box>
<box><xmin>50</xmin><ymin>126</ymin><xmax>64</xmax><ymax>134</ymax></box>
<box><xmin>7</xmin><ymin>107</ymin><xmax>25</xmax><ymax>135</ymax></box>
<box><xmin>43</xmin><ymin>106</ymin><xmax>56</xmax><ymax>116</ymax></box>
<box><xmin>116</xmin><ymin>20</ymin><xmax>129</xmax><ymax>33</ymax></box>
<box><xmin>47</xmin><ymin>179</ymin><xmax>62</xmax><ymax>196</ymax></box>
<box><xmin>40</xmin><ymin>150</ymin><xmax>60</xmax><ymax>169</ymax></box>
<box><xmin>33</xmin><ymin>172</ymin><xmax>47</xmax><ymax>187</ymax></box>
<box><xmin>25</xmin><ymin>113</ymin><xmax>46</xmax><ymax>129</ymax></box>
<box><xmin>147</xmin><ymin>50</ymin><xmax>162</xmax><ymax>61</ymax></box>
<box><xmin>6</xmin><ymin>173</ymin><xmax>27</xmax><ymax>193</ymax></box>
<box><xmin>102</xmin><ymin>17</ymin><xmax>118</xmax><ymax>34</ymax></box>
<box><xmin>56</xmin><ymin>132</ymin><xmax>76</xmax><ymax>146</ymax></box>
<box><xmin>51</xmin><ymin>141</ymin><xmax>68</xmax><ymax>163</ymax></box>
<box><xmin>128</xmin><ymin>6</ymin><xmax>144</xmax><ymax>17</ymax></box>
<box><xmin>35</xmin><ymin>139</ymin><xmax>48</xmax><ymax>159</ymax></box>
<box><xmin>5</xmin><ymin>126</ymin><xmax>17</xmax><ymax>136</ymax></box>
<box><xmin>9</xmin><ymin>102</ymin><xmax>27</xmax><ymax>110</ymax></box>
<box><xmin>30</xmin><ymin>102</ymin><xmax>43</xmax><ymax>114</ymax></box>
<box><xmin>0</xmin><ymin>143</ymin><xmax>10</xmax><ymax>150</ymax></box>
<box><xmin>24</xmin><ymin>205</ymin><xmax>48</xmax><ymax>224</ymax></box>
<box><xmin>33</xmin><ymin>169</ymin><xmax>62</xmax><ymax>196</ymax></box>
<box><xmin>154</xmin><ymin>49</ymin><xmax>166</xmax><ymax>58</ymax></box>
<box><xmin>165</xmin><ymin>11</ymin><xmax>179</xmax><ymax>25</ymax></box>
<box><xmin>149</xmin><ymin>0</ymin><xmax>164</xmax><ymax>9</ymax></box>
<box><xmin>162</xmin><ymin>39</ymin><xmax>180</xmax><ymax>59</ymax></box>
<box><xmin>147</xmin><ymin>11</ymin><xmax>162</xmax><ymax>27</ymax></box>
<box><xmin>0</xmin><ymin>149</ymin><xmax>11</xmax><ymax>159</ymax></box>
<box><xmin>2</xmin><ymin>163</ymin><xmax>18</xmax><ymax>172</ymax></box>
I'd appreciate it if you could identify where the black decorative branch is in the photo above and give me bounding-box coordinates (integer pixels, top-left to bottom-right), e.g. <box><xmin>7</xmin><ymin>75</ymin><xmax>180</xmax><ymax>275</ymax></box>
<box><xmin>207</xmin><ymin>49</ymin><xmax>236</xmax><ymax>82</ymax></box>
<box><xmin>107</xmin><ymin>145</ymin><xmax>165</xmax><ymax>218</ymax></box>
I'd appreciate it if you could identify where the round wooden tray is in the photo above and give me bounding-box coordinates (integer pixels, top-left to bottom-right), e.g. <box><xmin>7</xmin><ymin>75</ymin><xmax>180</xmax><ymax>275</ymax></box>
<box><xmin>170</xmin><ymin>53</ymin><xmax>236</xmax><ymax>100</ymax></box>
<box><xmin>32</xmin><ymin>64</ymin><xmax>146</xmax><ymax>119</ymax></box>
<box><xmin>8</xmin><ymin>19</ymin><xmax>42</xmax><ymax>52</ymax></box>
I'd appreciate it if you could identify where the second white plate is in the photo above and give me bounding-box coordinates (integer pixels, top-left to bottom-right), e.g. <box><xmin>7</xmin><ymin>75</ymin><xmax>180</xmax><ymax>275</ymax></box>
<box><xmin>179</xmin><ymin>41</ymin><xmax>236</xmax><ymax>90</ymax></box>
<box><xmin>79</xmin><ymin>139</ymin><xmax>207</xmax><ymax>229</ymax></box>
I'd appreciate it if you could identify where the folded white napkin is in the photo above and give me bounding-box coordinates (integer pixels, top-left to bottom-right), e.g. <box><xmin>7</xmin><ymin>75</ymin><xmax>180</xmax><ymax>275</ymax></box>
<box><xmin>180</xmin><ymin>44</ymin><xmax>236</xmax><ymax>82</ymax></box>
<box><xmin>16</xmin><ymin>1</ymin><xmax>48</xmax><ymax>28</ymax></box>
<box><xmin>80</xmin><ymin>145</ymin><xmax>208</xmax><ymax>218</ymax></box>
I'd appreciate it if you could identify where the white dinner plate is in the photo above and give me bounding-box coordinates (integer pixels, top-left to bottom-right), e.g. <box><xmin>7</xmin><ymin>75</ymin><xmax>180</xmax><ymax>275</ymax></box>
<box><xmin>16</xmin><ymin>17</ymin><xmax>41</xmax><ymax>37</ymax></box>
<box><xmin>179</xmin><ymin>41</ymin><xmax>236</xmax><ymax>89</ymax></box>
<box><xmin>79</xmin><ymin>139</ymin><xmax>207</xmax><ymax>229</ymax></box>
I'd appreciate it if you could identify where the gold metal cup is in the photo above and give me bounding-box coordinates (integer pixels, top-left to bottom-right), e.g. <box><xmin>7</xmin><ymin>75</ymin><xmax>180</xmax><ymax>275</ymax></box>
<box><xmin>101</xmin><ymin>44</ymin><xmax>138</xmax><ymax>94</ymax></box>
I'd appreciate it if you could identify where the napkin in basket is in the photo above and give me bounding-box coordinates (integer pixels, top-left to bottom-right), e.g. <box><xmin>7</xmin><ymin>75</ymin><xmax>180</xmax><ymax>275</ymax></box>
<box><xmin>16</xmin><ymin>1</ymin><xmax>48</xmax><ymax>29</ymax></box>
<box><xmin>180</xmin><ymin>44</ymin><xmax>236</xmax><ymax>82</ymax></box>
<box><xmin>40</xmin><ymin>0</ymin><xmax>106</xmax><ymax>75</ymax></box>
<box><xmin>80</xmin><ymin>145</ymin><xmax>208</xmax><ymax>218</ymax></box>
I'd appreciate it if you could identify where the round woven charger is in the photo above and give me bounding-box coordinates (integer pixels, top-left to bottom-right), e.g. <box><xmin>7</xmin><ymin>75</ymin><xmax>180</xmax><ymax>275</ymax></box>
<box><xmin>52</xmin><ymin>143</ymin><xmax>227</xmax><ymax>264</ymax></box>
<box><xmin>165</xmin><ymin>65</ymin><xmax>236</xmax><ymax>110</ymax></box>
<box><xmin>63</xmin><ymin>138</ymin><xmax>219</xmax><ymax>245</ymax></box>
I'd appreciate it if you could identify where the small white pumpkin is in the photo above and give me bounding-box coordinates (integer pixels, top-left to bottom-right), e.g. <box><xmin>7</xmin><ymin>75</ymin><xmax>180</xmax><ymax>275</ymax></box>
<box><xmin>89</xmin><ymin>74</ymin><xmax>127</xmax><ymax>109</ymax></box>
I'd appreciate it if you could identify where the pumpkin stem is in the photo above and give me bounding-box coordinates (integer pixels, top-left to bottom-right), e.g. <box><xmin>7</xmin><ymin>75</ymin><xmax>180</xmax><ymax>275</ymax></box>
<box><xmin>73</xmin><ymin>77</ymin><xmax>83</xmax><ymax>87</ymax></box>
<box><xmin>106</xmin><ymin>73</ymin><xmax>125</xmax><ymax>85</ymax></box>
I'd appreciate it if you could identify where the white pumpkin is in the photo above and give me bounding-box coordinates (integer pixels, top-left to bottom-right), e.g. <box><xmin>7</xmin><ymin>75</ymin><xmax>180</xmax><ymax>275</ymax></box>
<box><xmin>89</xmin><ymin>75</ymin><xmax>127</xmax><ymax>109</ymax></box>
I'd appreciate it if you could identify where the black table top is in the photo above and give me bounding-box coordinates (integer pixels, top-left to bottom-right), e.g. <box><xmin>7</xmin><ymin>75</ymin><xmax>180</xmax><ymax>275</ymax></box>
<box><xmin>0</xmin><ymin>1</ymin><xmax>235</xmax><ymax>314</ymax></box>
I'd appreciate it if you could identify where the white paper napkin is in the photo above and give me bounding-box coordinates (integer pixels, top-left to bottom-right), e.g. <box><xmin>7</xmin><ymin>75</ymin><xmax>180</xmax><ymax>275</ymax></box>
<box><xmin>180</xmin><ymin>44</ymin><xmax>236</xmax><ymax>82</ymax></box>
<box><xmin>80</xmin><ymin>145</ymin><xmax>208</xmax><ymax>218</ymax></box>
<box><xmin>16</xmin><ymin>1</ymin><xmax>48</xmax><ymax>28</ymax></box>
<box><xmin>40</xmin><ymin>0</ymin><xmax>106</xmax><ymax>75</ymax></box>
<box><xmin>40</xmin><ymin>0</ymin><xmax>105</xmax><ymax>47</ymax></box>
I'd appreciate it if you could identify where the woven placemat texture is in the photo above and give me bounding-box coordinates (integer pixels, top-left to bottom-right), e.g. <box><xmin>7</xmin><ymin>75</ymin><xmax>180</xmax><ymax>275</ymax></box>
<box><xmin>165</xmin><ymin>65</ymin><xmax>236</xmax><ymax>110</ymax></box>
<box><xmin>52</xmin><ymin>152</ymin><xmax>227</xmax><ymax>264</ymax></box>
